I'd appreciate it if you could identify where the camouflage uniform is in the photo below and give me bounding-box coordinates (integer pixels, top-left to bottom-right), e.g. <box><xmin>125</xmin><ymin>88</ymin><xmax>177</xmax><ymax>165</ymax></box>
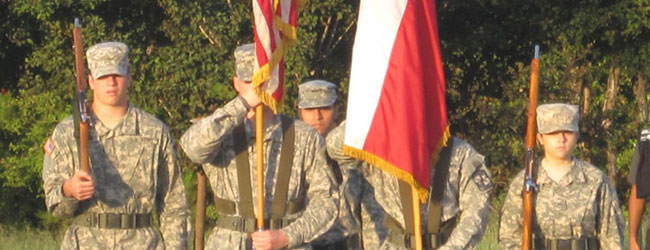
<box><xmin>498</xmin><ymin>103</ymin><xmax>625</xmax><ymax>250</ymax></box>
<box><xmin>298</xmin><ymin>80</ymin><xmax>361</xmax><ymax>249</ymax></box>
<box><xmin>498</xmin><ymin>160</ymin><xmax>625</xmax><ymax>250</ymax></box>
<box><xmin>180</xmin><ymin>93</ymin><xmax>339</xmax><ymax>250</ymax></box>
<box><xmin>327</xmin><ymin>122</ymin><xmax>492</xmax><ymax>250</ymax></box>
<box><xmin>42</xmin><ymin>105</ymin><xmax>192</xmax><ymax>249</ymax></box>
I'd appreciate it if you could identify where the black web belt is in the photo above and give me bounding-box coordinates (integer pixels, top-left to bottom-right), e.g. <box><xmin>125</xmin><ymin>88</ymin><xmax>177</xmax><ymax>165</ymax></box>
<box><xmin>385</xmin><ymin>215</ymin><xmax>457</xmax><ymax>249</ymax></box>
<box><xmin>72</xmin><ymin>212</ymin><xmax>152</xmax><ymax>229</ymax></box>
<box><xmin>532</xmin><ymin>235</ymin><xmax>599</xmax><ymax>250</ymax></box>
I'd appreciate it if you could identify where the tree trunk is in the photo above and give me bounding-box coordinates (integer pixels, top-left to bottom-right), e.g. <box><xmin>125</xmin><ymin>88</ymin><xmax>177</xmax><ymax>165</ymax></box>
<box><xmin>578</xmin><ymin>76</ymin><xmax>591</xmax><ymax>162</ymax></box>
<box><xmin>634</xmin><ymin>73</ymin><xmax>648</xmax><ymax>125</ymax></box>
<box><xmin>581</xmin><ymin>81</ymin><xmax>591</xmax><ymax>118</ymax></box>
<box><xmin>601</xmin><ymin>65</ymin><xmax>620</xmax><ymax>187</ymax></box>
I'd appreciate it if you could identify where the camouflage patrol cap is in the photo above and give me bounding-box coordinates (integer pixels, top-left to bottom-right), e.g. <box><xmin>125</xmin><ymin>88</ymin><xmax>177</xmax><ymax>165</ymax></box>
<box><xmin>235</xmin><ymin>43</ymin><xmax>255</xmax><ymax>82</ymax></box>
<box><xmin>298</xmin><ymin>80</ymin><xmax>337</xmax><ymax>109</ymax></box>
<box><xmin>86</xmin><ymin>42</ymin><xmax>129</xmax><ymax>79</ymax></box>
<box><xmin>536</xmin><ymin>103</ymin><xmax>579</xmax><ymax>134</ymax></box>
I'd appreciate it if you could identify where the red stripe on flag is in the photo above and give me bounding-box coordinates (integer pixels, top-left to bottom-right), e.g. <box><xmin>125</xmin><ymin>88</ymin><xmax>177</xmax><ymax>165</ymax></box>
<box><xmin>362</xmin><ymin>0</ymin><xmax>447</xmax><ymax>190</ymax></box>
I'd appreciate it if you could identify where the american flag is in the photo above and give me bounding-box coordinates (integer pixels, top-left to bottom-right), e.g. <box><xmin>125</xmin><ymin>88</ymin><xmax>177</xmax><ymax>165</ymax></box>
<box><xmin>251</xmin><ymin>0</ymin><xmax>302</xmax><ymax>113</ymax></box>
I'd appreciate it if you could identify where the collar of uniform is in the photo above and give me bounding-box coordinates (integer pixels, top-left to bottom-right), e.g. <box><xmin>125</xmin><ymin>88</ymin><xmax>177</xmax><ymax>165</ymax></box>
<box><xmin>243</xmin><ymin>114</ymin><xmax>283</xmax><ymax>142</ymax></box>
<box><xmin>90</xmin><ymin>104</ymin><xmax>138</xmax><ymax>138</ymax></box>
<box><xmin>536</xmin><ymin>158</ymin><xmax>587</xmax><ymax>186</ymax></box>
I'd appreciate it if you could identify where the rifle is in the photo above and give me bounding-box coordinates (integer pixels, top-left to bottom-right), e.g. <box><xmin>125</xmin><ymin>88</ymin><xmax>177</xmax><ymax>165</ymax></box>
<box><xmin>73</xmin><ymin>18</ymin><xmax>91</xmax><ymax>173</ymax></box>
<box><xmin>522</xmin><ymin>45</ymin><xmax>540</xmax><ymax>250</ymax></box>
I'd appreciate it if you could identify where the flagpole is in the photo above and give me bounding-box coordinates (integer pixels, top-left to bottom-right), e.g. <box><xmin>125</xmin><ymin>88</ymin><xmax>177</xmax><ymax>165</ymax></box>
<box><xmin>194</xmin><ymin>169</ymin><xmax>206</xmax><ymax>250</ymax></box>
<box><xmin>255</xmin><ymin>105</ymin><xmax>265</xmax><ymax>230</ymax></box>
<box><xmin>411</xmin><ymin>185</ymin><xmax>423</xmax><ymax>250</ymax></box>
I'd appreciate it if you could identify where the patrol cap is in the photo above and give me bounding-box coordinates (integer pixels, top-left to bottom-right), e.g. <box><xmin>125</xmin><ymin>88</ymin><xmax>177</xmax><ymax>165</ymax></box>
<box><xmin>536</xmin><ymin>103</ymin><xmax>579</xmax><ymax>134</ymax></box>
<box><xmin>234</xmin><ymin>43</ymin><xmax>255</xmax><ymax>82</ymax></box>
<box><xmin>86</xmin><ymin>42</ymin><xmax>129</xmax><ymax>79</ymax></box>
<box><xmin>298</xmin><ymin>80</ymin><xmax>337</xmax><ymax>109</ymax></box>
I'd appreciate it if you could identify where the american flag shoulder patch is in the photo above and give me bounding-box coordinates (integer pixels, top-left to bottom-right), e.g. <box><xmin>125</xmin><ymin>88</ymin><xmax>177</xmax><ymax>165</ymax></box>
<box><xmin>43</xmin><ymin>137</ymin><xmax>55</xmax><ymax>156</ymax></box>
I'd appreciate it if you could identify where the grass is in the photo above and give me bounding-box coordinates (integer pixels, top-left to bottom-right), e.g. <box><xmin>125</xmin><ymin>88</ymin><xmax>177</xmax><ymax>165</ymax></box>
<box><xmin>0</xmin><ymin>226</ymin><xmax>60</xmax><ymax>250</ymax></box>
<box><xmin>0</xmin><ymin>218</ymin><xmax>500</xmax><ymax>250</ymax></box>
<box><xmin>0</xmin><ymin>207</ymin><xmax>642</xmax><ymax>250</ymax></box>
<box><xmin>477</xmin><ymin>207</ymin><xmax>500</xmax><ymax>250</ymax></box>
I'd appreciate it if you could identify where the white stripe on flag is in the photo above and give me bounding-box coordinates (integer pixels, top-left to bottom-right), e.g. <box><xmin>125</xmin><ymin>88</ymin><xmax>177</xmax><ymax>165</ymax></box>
<box><xmin>253</xmin><ymin>0</ymin><xmax>272</xmax><ymax>58</ymax></box>
<box><xmin>345</xmin><ymin>0</ymin><xmax>408</xmax><ymax>149</ymax></box>
<box><xmin>280</xmin><ymin>0</ymin><xmax>290</xmax><ymax>21</ymax></box>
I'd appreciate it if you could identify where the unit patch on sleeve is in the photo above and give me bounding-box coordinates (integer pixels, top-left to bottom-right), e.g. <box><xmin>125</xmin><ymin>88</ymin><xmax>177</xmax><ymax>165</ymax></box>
<box><xmin>472</xmin><ymin>169</ymin><xmax>493</xmax><ymax>191</ymax></box>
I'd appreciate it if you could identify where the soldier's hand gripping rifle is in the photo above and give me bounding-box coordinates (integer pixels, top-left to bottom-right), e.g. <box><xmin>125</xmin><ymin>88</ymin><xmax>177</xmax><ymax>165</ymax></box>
<box><xmin>522</xmin><ymin>45</ymin><xmax>540</xmax><ymax>250</ymax></box>
<box><xmin>73</xmin><ymin>18</ymin><xmax>91</xmax><ymax>173</ymax></box>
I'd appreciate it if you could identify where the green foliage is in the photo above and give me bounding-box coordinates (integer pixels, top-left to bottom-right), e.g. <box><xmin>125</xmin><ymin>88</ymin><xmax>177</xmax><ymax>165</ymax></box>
<box><xmin>438</xmin><ymin>0</ymin><xmax>650</xmax><ymax>196</ymax></box>
<box><xmin>0</xmin><ymin>0</ymin><xmax>649</xmax><ymax>233</ymax></box>
<box><xmin>0</xmin><ymin>0</ymin><xmax>356</xmax><ymax>228</ymax></box>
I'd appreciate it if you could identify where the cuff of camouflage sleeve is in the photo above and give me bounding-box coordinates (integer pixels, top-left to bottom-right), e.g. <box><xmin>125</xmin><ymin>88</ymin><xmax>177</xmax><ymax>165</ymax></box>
<box><xmin>281</xmin><ymin>228</ymin><xmax>302</xmax><ymax>249</ymax></box>
<box><xmin>50</xmin><ymin>184</ymin><xmax>79</xmax><ymax>217</ymax></box>
<box><xmin>223</xmin><ymin>96</ymin><xmax>250</xmax><ymax>122</ymax></box>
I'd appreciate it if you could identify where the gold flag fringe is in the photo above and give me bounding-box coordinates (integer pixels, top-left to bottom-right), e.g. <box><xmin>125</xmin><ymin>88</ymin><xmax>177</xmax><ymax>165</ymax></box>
<box><xmin>343</xmin><ymin>125</ymin><xmax>450</xmax><ymax>203</ymax></box>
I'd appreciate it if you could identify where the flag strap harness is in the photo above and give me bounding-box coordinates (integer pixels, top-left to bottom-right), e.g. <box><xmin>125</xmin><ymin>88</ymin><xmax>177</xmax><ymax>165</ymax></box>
<box><xmin>213</xmin><ymin>116</ymin><xmax>305</xmax><ymax>232</ymax></box>
<box><xmin>384</xmin><ymin>139</ymin><xmax>455</xmax><ymax>249</ymax></box>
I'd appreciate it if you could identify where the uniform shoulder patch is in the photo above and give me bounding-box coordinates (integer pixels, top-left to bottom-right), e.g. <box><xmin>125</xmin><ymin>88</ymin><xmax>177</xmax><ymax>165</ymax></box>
<box><xmin>43</xmin><ymin>137</ymin><xmax>55</xmax><ymax>156</ymax></box>
<box><xmin>471</xmin><ymin>169</ymin><xmax>493</xmax><ymax>191</ymax></box>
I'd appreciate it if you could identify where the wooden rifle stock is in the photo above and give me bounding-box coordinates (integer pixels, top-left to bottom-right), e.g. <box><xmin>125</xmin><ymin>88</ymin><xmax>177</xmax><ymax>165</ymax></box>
<box><xmin>73</xmin><ymin>18</ymin><xmax>90</xmax><ymax>174</ymax></box>
<box><xmin>522</xmin><ymin>45</ymin><xmax>540</xmax><ymax>250</ymax></box>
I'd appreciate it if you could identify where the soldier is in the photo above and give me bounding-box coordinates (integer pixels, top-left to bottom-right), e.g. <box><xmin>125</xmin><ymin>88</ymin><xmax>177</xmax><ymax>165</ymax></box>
<box><xmin>627</xmin><ymin>128</ymin><xmax>650</xmax><ymax>250</ymax></box>
<box><xmin>499</xmin><ymin>103</ymin><xmax>625</xmax><ymax>250</ymax></box>
<box><xmin>42</xmin><ymin>41</ymin><xmax>191</xmax><ymax>249</ymax></box>
<box><xmin>326</xmin><ymin>121</ymin><xmax>493</xmax><ymax>250</ymax></box>
<box><xmin>179</xmin><ymin>43</ymin><xmax>339</xmax><ymax>250</ymax></box>
<box><xmin>297</xmin><ymin>80</ymin><xmax>360</xmax><ymax>250</ymax></box>
<box><xmin>297</xmin><ymin>80</ymin><xmax>339</xmax><ymax>137</ymax></box>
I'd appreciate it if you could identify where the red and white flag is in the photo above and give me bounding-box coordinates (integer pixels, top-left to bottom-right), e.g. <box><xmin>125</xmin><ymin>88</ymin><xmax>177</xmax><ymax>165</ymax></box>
<box><xmin>252</xmin><ymin>0</ymin><xmax>301</xmax><ymax>113</ymax></box>
<box><xmin>344</xmin><ymin>0</ymin><xmax>449</xmax><ymax>199</ymax></box>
